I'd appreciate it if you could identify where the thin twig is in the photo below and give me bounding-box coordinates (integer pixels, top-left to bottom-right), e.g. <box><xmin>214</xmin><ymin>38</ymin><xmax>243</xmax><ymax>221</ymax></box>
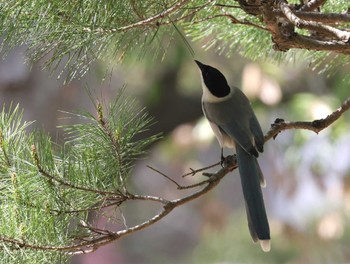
<box><xmin>126</xmin><ymin>192</ymin><xmax>169</xmax><ymax>205</ymax></box>
<box><xmin>97</xmin><ymin>103</ymin><xmax>127</xmax><ymax>192</ymax></box>
<box><xmin>159</xmin><ymin>0</ymin><xmax>214</xmax><ymax>26</ymax></box>
<box><xmin>214</xmin><ymin>4</ymin><xmax>241</xmax><ymax>9</ymax></box>
<box><xmin>38</xmin><ymin>166</ymin><xmax>121</xmax><ymax>196</ymax></box>
<box><xmin>91</xmin><ymin>0</ymin><xmax>191</xmax><ymax>33</ymax></box>
<box><xmin>182</xmin><ymin>161</ymin><xmax>220</xmax><ymax>177</ymax></box>
<box><xmin>18</xmin><ymin>199</ymin><xmax>121</xmax><ymax>215</ymax></box>
<box><xmin>264</xmin><ymin>96</ymin><xmax>350</xmax><ymax>141</ymax></box>
<box><xmin>79</xmin><ymin>222</ymin><xmax>114</xmax><ymax>236</ymax></box>
<box><xmin>178</xmin><ymin>178</ymin><xmax>211</xmax><ymax>189</ymax></box>
<box><xmin>191</xmin><ymin>13</ymin><xmax>268</xmax><ymax>31</ymax></box>
<box><xmin>146</xmin><ymin>165</ymin><xmax>182</xmax><ymax>188</ymax></box>
<box><xmin>31</xmin><ymin>145</ymin><xmax>122</xmax><ymax>196</ymax></box>
<box><xmin>0</xmin><ymin>129</ymin><xmax>11</xmax><ymax>167</ymax></box>
<box><xmin>147</xmin><ymin>163</ymin><xmax>221</xmax><ymax>190</ymax></box>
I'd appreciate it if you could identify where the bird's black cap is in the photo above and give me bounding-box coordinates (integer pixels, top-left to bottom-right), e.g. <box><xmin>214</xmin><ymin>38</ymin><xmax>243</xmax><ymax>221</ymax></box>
<box><xmin>194</xmin><ymin>60</ymin><xmax>230</xmax><ymax>98</ymax></box>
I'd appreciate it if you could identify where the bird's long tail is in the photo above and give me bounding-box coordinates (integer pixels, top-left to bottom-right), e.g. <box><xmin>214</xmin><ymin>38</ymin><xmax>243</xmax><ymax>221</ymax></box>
<box><xmin>236</xmin><ymin>144</ymin><xmax>270</xmax><ymax>252</ymax></box>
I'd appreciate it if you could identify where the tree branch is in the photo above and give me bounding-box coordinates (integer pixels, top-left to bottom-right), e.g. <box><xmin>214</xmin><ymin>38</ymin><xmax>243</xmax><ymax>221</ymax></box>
<box><xmin>0</xmin><ymin>128</ymin><xmax>11</xmax><ymax>167</ymax></box>
<box><xmin>264</xmin><ymin>96</ymin><xmax>350</xmax><ymax>141</ymax></box>
<box><xmin>97</xmin><ymin>103</ymin><xmax>127</xmax><ymax>192</ymax></box>
<box><xmin>83</xmin><ymin>0</ymin><xmax>192</xmax><ymax>33</ymax></box>
<box><xmin>182</xmin><ymin>162</ymin><xmax>220</xmax><ymax>177</ymax></box>
<box><xmin>299</xmin><ymin>0</ymin><xmax>326</xmax><ymax>12</ymax></box>
<box><xmin>3</xmin><ymin>96</ymin><xmax>350</xmax><ymax>255</ymax></box>
<box><xmin>0</xmin><ymin>156</ymin><xmax>236</xmax><ymax>254</ymax></box>
<box><xmin>278</xmin><ymin>0</ymin><xmax>350</xmax><ymax>41</ymax></box>
<box><xmin>276</xmin><ymin>11</ymin><xmax>350</xmax><ymax>25</ymax></box>
<box><xmin>191</xmin><ymin>13</ymin><xmax>268</xmax><ymax>31</ymax></box>
<box><xmin>261</xmin><ymin>0</ymin><xmax>350</xmax><ymax>53</ymax></box>
<box><xmin>78</xmin><ymin>0</ymin><xmax>350</xmax><ymax>55</ymax></box>
<box><xmin>31</xmin><ymin>144</ymin><xmax>122</xmax><ymax>196</ymax></box>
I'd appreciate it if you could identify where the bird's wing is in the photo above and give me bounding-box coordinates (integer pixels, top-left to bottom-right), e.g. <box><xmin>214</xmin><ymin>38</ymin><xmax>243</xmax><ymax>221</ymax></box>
<box><xmin>249</xmin><ymin>112</ymin><xmax>264</xmax><ymax>152</ymax></box>
<box><xmin>203</xmin><ymin>88</ymin><xmax>263</xmax><ymax>156</ymax></box>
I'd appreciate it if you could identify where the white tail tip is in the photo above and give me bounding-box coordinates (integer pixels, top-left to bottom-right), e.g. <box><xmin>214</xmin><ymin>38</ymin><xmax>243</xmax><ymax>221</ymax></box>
<box><xmin>260</xmin><ymin>240</ymin><xmax>271</xmax><ymax>252</ymax></box>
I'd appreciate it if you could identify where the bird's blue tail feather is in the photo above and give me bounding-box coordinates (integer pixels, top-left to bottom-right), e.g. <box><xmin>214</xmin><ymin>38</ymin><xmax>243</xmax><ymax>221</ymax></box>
<box><xmin>236</xmin><ymin>145</ymin><xmax>270</xmax><ymax>242</ymax></box>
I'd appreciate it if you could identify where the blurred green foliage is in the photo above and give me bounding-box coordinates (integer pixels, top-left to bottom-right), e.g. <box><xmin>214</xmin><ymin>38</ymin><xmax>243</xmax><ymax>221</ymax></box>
<box><xmin>1</xmin><ymin>0</ymin><xmax>350</xmax><ymax>81</ymax></box>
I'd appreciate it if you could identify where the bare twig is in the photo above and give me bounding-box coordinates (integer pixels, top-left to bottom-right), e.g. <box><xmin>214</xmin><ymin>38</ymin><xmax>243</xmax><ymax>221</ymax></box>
<box><xmin>147</xmin><ymin>164</ymin><xmax>217</xmax><ymax>190</ymax></box>
<box><xmin>264</xmin><ymin>96</ymin><xmax>350</xmax><ymax>141</ymax></box>
<box><xmin>146</xmin><ymin>165</ymin><xmax>182</xmax><ymax>188</ymax></box>
<box><xmin>178</xmin><ymin>178</ymin><xmax>211</xmax><ymax>189</ymax></box>
<box><xmin>126</xmin><ymin>192</ymin><xmax>169</xmax><ymax>205</ymax></box>
<box><xmin>191</xmin><ymin>13</ymin><xmax>268</xmax><ymax>31</ymax></box>
<box><xmin>214</xmin><ymin>4</ymin><xmax>241</xmax><ymax>9</ymax></box>
<box><xmin>182</xmin><ymin>161</ymin><xmax>220</xmax><ymax>177</ymax></box>
<box><xmin>79</xmin><ymin>221</ymin><xmax>115</xmax><ymax>236</ymax></box>
<box><xmin>83</xmin><ymin>0</ymin><xmax>192</xmax><ymax>33</ymax></box>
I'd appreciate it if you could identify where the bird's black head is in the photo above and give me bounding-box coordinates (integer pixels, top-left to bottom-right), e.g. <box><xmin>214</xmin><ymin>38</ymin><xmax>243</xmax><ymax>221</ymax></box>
<box><xmin>195</xmin><ymin>60</ymin><xmax>230</xmax><ymax>97</ymax></box>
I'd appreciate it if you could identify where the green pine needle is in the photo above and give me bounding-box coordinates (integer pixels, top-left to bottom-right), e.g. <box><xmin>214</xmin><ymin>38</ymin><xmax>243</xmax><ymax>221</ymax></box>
<box><xmin>0</xmin><ymin>91</ymin><xmax>159</xmax><ymax>262</ymax></box>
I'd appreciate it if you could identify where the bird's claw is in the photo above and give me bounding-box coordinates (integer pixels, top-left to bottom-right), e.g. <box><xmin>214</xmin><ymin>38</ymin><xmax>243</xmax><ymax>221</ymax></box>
<box><xmin>220</xmin><ymin>155</ymin><xmax>226</xmax><ymax>167</ymax></box>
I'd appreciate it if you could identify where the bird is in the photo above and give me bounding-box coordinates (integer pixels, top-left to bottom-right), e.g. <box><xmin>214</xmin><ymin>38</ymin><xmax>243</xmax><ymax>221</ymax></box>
<box><xmin>194</xmin><ymin>60</ymin><xmax>270</xmax><ymax>252</ymax></box>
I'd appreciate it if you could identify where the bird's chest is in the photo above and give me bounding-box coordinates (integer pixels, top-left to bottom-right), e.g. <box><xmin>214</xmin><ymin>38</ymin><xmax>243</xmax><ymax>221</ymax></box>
<box><xmin>202</xmin><ymin>100</ymin><xmax>236</xmax><ymax>149</ymax></box>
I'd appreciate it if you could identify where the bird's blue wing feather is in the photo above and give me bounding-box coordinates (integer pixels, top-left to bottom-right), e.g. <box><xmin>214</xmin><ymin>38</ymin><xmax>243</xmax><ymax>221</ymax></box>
<box><xmin>203</xmin><ymin>87</ymin><xmax>263</xmax><ymax>156</ymax></box>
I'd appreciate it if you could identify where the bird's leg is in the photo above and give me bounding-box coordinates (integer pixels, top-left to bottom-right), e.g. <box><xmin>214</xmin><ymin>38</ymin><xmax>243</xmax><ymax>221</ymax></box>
<box><xmin>220</xmin><ymin>147</ymin><xmax>225</xmax><ymax>167</ymax></box>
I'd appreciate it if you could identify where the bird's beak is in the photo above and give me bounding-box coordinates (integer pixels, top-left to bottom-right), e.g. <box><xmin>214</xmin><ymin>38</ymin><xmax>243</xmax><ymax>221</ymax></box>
<box><xmin>194</xmin><ymin>60</ymin><xmax>205</xmax><ymax>71</ymax></box>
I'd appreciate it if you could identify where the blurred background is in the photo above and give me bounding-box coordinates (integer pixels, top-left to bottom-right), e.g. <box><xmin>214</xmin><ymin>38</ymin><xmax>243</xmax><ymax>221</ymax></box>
<box><xmin>1</xmin><ymin>38</ymin><xmax>350</xmax><ymax>263</ymax></box>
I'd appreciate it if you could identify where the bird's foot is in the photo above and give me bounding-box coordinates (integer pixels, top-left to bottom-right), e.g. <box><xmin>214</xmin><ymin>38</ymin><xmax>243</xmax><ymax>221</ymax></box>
<box><xmin>223</xmin><ymin>155</ymin><xmax>238</xmax><ymax>171</ymax></box>
<box><xmin>220</xmin><ymin>157</ymin><xmax>226</xmax><ymax>167</ymax></box>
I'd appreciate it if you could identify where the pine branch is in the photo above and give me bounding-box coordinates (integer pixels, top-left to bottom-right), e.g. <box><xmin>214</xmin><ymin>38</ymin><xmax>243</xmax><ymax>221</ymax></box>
<box><xmin>1</xmin><ymin>95</ymin><xmax>349</xmax><ymax>257</ymax></box>
<box><xmin>274</xmin><ymin>10</ymin><xmax>350</xmax><ymax>25</ymax></box>
<box><xmin>299</xmin><ymin>0</ymin><xmax>327</xmax><ymax>11</ymax></box>
<box><xmin>0</xmin><ymin>93</ymin><xmax>160</xmax><ymax>261</ymax></box>
<box><xmin>31</xmin><ymin>144</ymin><xmax>121</xmax><ymax>196</ymax></box>
<box><xmin>1</xmin><ymin>0</ymin><xmax>350</xmax><ymax>80</ymax></box>
<box><xmin>0</xmin><ymin>155</ymin><xmax>237</xmax><ymax>255</ymax></box>
<box><xmin>260</xmin><ymin>0</ymin><xmax>350</xmax><ymax>53</ymax></box>
<box><xmin>278</xmin><ymin>0</ymin><xmax>350</xmax><ymax>41</ymax></box>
